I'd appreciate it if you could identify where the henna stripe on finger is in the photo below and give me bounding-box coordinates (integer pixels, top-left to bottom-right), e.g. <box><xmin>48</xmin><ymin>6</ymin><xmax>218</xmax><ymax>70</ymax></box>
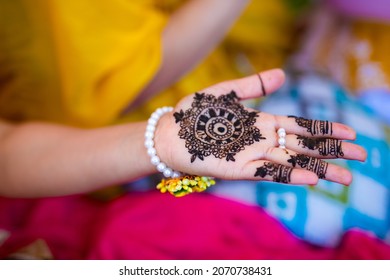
<box><xmin>175</xmin><ymin>91</ymin><xmax>265</xmax><ymax>163</ymax></box>
<box><xmin>296</xmin><ymin>135</ymin><xmax>344</xmax><ymax>157</ymax></box>
<box><xmin>288</xmin><ymin>116</ymin><xmax>333</xmax><ymax>136</ymax></box>
<box><xmin>257</xmin><ymin>73</ymin><xmax>267</xmax><ymax>96</ymax></box>
<box><xmin>287</xmin><ymin>154</ymin><xmax>328</xmax><ymax>179</ymax></box>
<box><xmin>254</xmin><ymin>162</ymin><xmax>292</xmax><ymax>183</ymax></box>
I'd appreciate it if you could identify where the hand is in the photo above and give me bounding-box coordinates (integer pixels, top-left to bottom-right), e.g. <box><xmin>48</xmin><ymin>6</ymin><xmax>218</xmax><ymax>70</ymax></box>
<box><xmin>154</xmin><ymin>69</ymin><xmax>367</xmax><ymax>186</ymax></box>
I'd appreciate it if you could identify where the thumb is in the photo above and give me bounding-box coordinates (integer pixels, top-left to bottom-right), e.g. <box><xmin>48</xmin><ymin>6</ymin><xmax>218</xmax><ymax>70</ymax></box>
<box><xmin>202</xmin><ymin>68</ymin><xmax>286</xmax><ymax>100</ymax></box>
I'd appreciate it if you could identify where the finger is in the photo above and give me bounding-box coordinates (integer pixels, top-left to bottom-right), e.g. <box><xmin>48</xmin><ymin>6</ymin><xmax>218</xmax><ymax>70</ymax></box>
<box><xmin>264</xmin><ymin>147</ymin><xmax>353</xmax><ymax>185</ymax></box>
<box><xmin>244</xmin><ymin>160</ymin><xmax>319</xmax><ymax>185</ymax></box>
<box><xmin>275</xmin><ymin>115</ymin><xmax>356</xmax><ymax>140</ymax></box>
<box><xmin>202</xmin><ymin>69</ymin><xmax>286</xmax><ymax>100</ymax></box>
<box><xmin>284</xmin><ymin>135</ymin><xmax>367</xmax><ymax>161</ymax></box>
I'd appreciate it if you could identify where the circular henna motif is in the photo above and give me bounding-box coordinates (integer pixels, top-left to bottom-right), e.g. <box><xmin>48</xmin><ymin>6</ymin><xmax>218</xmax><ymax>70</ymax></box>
<box><xmin>174</xmin><ymin>91</ymin><xmax>265</xmax><ymax>162</ymax></box>
<box><xmin>195</xmin><ymin>107</ymin><xmax>243</xmax><ymax>144</ymax></box>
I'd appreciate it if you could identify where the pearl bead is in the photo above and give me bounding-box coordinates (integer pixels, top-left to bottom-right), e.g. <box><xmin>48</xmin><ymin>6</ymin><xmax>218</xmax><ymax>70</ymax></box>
<box><xmin>147</xmin><ymin>147</ymin><xmax>156</xmax><ymax>156</ymax></box>
<box><xmin>163</xmin><ymin>106</ymin><xmax>172</xmax><ymax>113</ymax></box>
<box><xmin>146</xmin><ymin>125</ymin><xmax>155</xmax><ymax>132</ymax></box>
<box><xmin>277</xmin><ymin>128</ymin><xmax>285</xmax><ymax>134</ymax></box>
<box><xmin>148</xmin><ymin>118</ymin><xmax>157</xmax><ymax>126</ymax></box>
<box><xmin>145</xmin><ymin>106</ymin><xmax>180</xmax><ymax>178</ymax></box>
<box><xmin>151</xmin><ymin>112</ymin><xmax>160</xmax><ymax>119</ymax></box>
<box><xmin>151</xmin><ymin>156</ymin><xmax>160</xmax><ymax>165</ymax></box>
<box><xmin>144</xmin><ymin>139</ymin><xmax>154</xmax><ymax>148</ymax></box>
<box><xmin>278</xmin><ymin>137</ymin><xmax>286</xmax><ymax>146</ymax></box>
<box><xmin>278</xmin><ymin>130</ymin><xmax>286</xmax><ymax>138</ymax></box>
<box><xmin>163</xmin><ymin>168</ymin><xmax>173</xmax><ymax>177</ymax></box>
<box><xmin>145</xmin><ymin>131</ymin><xmax>154</xmax><ymax>139</ymax></box>
<box><xmin>157</xmin><ymin>162</ymin><xmax>166</xmax><ymax>172</ymax></box>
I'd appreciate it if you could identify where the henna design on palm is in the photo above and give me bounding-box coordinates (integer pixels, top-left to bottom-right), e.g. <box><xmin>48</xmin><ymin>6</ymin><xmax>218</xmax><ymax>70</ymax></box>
<box><xmin>174</xmin><ymin>91</ymin><xmax>265</xmax><ymax>163</ymax></box>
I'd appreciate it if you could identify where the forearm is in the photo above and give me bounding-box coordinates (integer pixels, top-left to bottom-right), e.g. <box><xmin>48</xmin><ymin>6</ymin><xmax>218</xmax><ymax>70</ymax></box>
<box><xmin>0</xmin><ymin>121</ymin><xmax>154</xmax><ymax>197</ymax></box>
<box><xmin>129</xmin><ymin>0</ymin><xmax>251</xmax><ymax>109</ymax></box>
<box><xmin>161</xmin><ymin>0</ymin><xmax>250</xmax><ymax>75</ymax></box>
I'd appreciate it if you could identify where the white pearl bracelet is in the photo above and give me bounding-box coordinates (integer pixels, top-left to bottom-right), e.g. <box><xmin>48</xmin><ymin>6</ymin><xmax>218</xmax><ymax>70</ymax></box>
<box><xmin>277</xmin><ymin>128</ymin><xmax>286</xmax><ymax>149</ymax></box>
<box><xmin>145</xmin><ymin>106</ymin><xmax>182</xmax><ymax>178</ymax></box>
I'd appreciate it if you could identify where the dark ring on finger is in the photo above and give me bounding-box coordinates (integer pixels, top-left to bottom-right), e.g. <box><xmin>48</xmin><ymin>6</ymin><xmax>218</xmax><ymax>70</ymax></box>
<box><xmin>257</xmin><ymin>73</ymin><xmax>267</xmax><ymax>96</ymax></box>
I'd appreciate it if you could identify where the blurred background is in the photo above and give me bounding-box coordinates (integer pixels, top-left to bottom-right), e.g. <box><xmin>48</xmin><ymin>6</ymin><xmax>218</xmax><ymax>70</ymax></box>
<box><xmin>0</xmin><ymin>0</ymin><xmax>390</xmax><ymax>259</ymax></box>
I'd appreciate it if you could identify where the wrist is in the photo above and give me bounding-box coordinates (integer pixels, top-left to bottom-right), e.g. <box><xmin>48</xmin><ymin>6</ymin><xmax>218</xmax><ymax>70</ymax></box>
<box><xmin>144</xmin><ymin>106</ymin><xmax>216</xmax><ymax>197</ymax></box>
<box><xmin>145</xmin><ymin>107</ymin><xmax>181</xmax><ymax>178</ymax></box>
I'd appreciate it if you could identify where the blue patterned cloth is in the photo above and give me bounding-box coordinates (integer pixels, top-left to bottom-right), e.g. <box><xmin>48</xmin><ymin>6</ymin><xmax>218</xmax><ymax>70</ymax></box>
<box><xmin>211</xmin><ymin>72</ymin><xmax>390</xmax><ymax>247</ymax></box>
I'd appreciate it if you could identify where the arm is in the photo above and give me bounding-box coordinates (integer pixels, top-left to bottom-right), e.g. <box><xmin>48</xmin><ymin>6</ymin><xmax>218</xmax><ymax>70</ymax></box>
<box><xmin>127</xmin><ymin>0</ymin><xmax>251</xmax><ymax>110</ymax></box>
<box><xmin>0</xmin><ymin>120</ymin><xmax>154</xmax><ymax>198</ymax></box>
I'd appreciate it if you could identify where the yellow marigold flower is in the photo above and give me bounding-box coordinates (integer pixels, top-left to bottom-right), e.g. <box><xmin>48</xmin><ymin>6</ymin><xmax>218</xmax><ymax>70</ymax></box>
<box><xmin>156</xmin><ymin>175</ymin><xmax>216</xmax><ymax>197</ymax></box>
<box><xmin>182</xmin><ymin>179</ymin><xmax>190</xmax><ymax>185</ymax></box>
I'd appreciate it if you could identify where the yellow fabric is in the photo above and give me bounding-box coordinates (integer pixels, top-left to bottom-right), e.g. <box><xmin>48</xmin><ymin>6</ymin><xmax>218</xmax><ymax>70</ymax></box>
<box><xmin>121</xmin><ymin>0</ymin><xmax>297</xmax><ymax>123</ymax></box>
<box><xmin>0</xmin><ymin>0</ymin><xmax>166</xmax><ymax>127</ymax></box>
<box><xmin>0</xmin><ymin>0</ymin><xmax>296</xmax><ymax>126</ymax></box>
<box><xmin>0</xmin><ymin>0</ymin><xmax>297</xmax><ymax>198</ymax></box>
<box><xmin>347</xmin><ymin>20</ymin><xmax>390</xmax><ymax>92</ymax></box>
<box><xmin>308</xmin><ymin>17</ymin><xmax>390</xmax><ymax>94</ymax></box>
<box><xmin>227</xmin><ymin>0</ymin><xmax>297</xmax><ymax>65</ymax></box>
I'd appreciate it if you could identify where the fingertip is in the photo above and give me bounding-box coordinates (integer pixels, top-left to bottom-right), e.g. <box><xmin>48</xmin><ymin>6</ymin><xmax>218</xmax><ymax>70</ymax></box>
<box><xmin>259</xmin><ymin>68</ymin><xmax>286</xmax><ymax>95</ymax></box>
<box><xmin>348</xmin><ymin>129</ymin><xmax>356</xmax><ymax>140</ymax></box>
<box><xmin>343</xmin><ymin>171</ymin><xmax>353</xmax><ymax>186</ymax></box>
<box><xmin>333</xmin><ymin>168</ymin><xmax>353</xmax><ymax>186</ymax></box>
<box><xmin>338</xmin><ymin>124</ymin><xmax>356</xmax><ymax>140</ymax></box>
<box><xmin>348</xmin><ymin>130</ymin><xmax>356</xmax><ymax>140</ymax></box>
<box><xmin>345</xmin><ymin>143</ymin><xmax>367</xmax><ymax>162</ymax></box>
<box><xmin>359</xmin><ymin>147</ymin><xmax>368</xmax><ymax>162</ymax></box>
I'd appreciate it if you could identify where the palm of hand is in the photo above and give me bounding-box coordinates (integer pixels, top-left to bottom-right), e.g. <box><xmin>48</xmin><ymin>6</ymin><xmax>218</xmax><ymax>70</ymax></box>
<box><xmin>154</xmin><ymin>71</ymin><xmax>366</xmax><ymax>186</ymax></box>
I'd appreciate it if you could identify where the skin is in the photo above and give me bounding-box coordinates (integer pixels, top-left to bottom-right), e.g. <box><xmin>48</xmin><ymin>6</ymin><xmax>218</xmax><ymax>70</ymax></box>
<box><xmin>0</xmin><ymin>69</ymin><xmax>367</xmax><ymax>198</ymax></box>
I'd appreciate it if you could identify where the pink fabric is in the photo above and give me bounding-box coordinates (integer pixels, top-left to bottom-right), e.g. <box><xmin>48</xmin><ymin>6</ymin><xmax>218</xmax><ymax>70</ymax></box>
<box><xmin>0</xmin><ymin>195</ymin><xmax>104</xmax><ymax>259</ymax></box>
<box><xmin>0</xmin><ymin>192</ymin><xmax>390</xmax><ymax>259</ymax></box>
<box><xmin>327</xmin><ymin>0</ymin><xmax>390</xmax><ymax>22</ymax></box>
